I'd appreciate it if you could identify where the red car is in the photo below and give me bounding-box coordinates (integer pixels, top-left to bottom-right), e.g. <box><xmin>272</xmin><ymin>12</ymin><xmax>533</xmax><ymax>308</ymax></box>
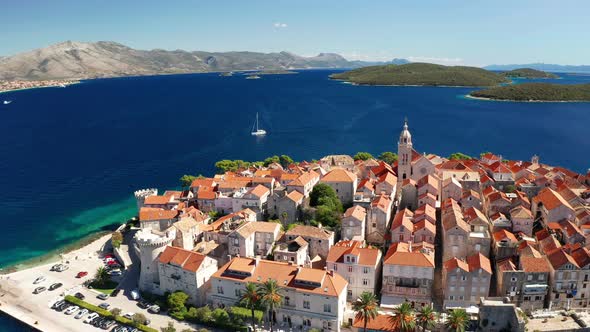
<box><xmin>76</xmin><ymin>271</ymin><xmax>88</xmax><ymax>278</ymax></box>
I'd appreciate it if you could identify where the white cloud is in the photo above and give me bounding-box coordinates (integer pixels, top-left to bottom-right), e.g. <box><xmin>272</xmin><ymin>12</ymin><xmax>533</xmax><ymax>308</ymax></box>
<box><xmin>407</xmin><ymin>56</ymin><xmax>465</xmax><ymax>65</ymax></box>
<box><xmin>273</xmin><ymin>22</ymin><xmax>288</xmax><ymax>28</ymax></box>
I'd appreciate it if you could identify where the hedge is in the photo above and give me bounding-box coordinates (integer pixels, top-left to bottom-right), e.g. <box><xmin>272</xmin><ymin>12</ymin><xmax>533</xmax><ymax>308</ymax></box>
<box><xmin>229</xmin><ymin>306</ymin><xmax>263</xmax><ymax>324</ymax></box>
<box><xmin>64</xmin><ymin>295</ymin><xmax>158</xmax><ymax>332</ymax></box>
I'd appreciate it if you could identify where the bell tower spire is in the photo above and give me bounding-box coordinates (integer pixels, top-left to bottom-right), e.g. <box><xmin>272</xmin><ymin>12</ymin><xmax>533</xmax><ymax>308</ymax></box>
<box><xmin>397</xmin><ymin>117</ymin><xmax>413</xmax><ymax>187</ymax></box>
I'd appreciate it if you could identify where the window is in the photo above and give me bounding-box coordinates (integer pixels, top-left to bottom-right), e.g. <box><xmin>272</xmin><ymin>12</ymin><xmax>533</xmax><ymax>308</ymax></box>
<box><xmin>285</xmin><ymin>297</ymin><xmax>290</xmax><ymax>306</ymax></box>
<box><xmin>449</xmin><ymin>295</ymin><xmax>455</xmax><ymax>300</ymax></box>
<box><xmin>348</xmin><ymin>266</ymin><xmax>353</xmax><ymax>273</ymax></box>
<box><xmin>303</xmin><ymin>300</ymin><xmax>310</xmax><ymax>309</ymax></box>
<box><xmin>461</xmin><ymin>275</ymin><xmax>467</xmax><ymax>281</ymax></box>
<box><xmin>235</xmin><ymin>289</ymin><xmax>241</xmax><ymax>297</ymax></box>
<box><xmin>347</xmin><ymin>290</ymin><xmax>352</xmax><ymax>297</ymax></box>
<box><xmin>217</xmin><ymin>286</ymin><xmax>224</xmax><ymax>294</ymax></box>
<box><xmin>527</xmin><ymin>275</ymin><xmax>533</xmax><ymax>281</ymax></box>
<box><xmin>511</xmin><ymin>277</ymin><xmax>518</xmax><ymax>282</ymax></box>
<box><xmin>323</xmin><ymin>304</ymin><xmax>331</xmax><ymax>312</ymax></box>
<box><xmin>363</xmin><ymin>279</ymin><xmax>369</xmax><ymax>286</ymax></box>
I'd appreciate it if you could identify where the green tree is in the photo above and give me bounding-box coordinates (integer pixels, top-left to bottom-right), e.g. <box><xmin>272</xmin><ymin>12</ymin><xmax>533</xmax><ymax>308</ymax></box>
<box><xmin>377</xmin><ymin>151</ymin><xmax>398</xmax><ymax>164</ymax></box>
<box><xmin>167</xmin><ymin>291</ymin><xmax>189</xmax><ymax>319</ymax></box>
<box><xmin>310</xmin><ymin>183</ymin><xmax>339</xmax><ymax>207</ymax></box>
<box><xmin>132</xmin><ymin>312</ymin><xmax>148</xmax><ymax>326</ymax></box>
<box><xmin>111</xmin><ymin>231</ymin><xmax>123</xmax><ymax>249</ymax></box>
<box><xmin>315</xmin><ymin>205</ymin><xmax>341</xmax><ymax>228</ymax></box>
<box><xmin>390</xmin><ymin>302</ymin><xmax>415</xmax><ymax>332</ymax></box>
<box><xmin>94</xmin><ymin>266</ymin><xmax>109</xmax><ymax>287</ymax></box>
<box><xmin>352</xmin><ymin>292</ymin><xmax>379</xmax><ymax>332</ymax></box>
<box><xmin>504</xmin><ymin>184</ymin><xmax>517</xmax><ymax>193</ymax></box>
<box><xmin>416</xmin><ymin>305</ymin><xmax>437</xmax><ymax>332</ymax></box>
<box><xmin>110</xmin><ymin>308</ymin><xmax>122</xmax><ymax>317</ymax></box>
<box><xmin>161</xmin><ymin>322</ymin><xmax>176</xmax><ymax>332</ymax></box>
<box><xmin>354</xmin><ymin>152</ymin><xmax>374</xmax><ymax>161</ymax></box>
<box><xmin>258</xmin><ymin>279</ymin><xmax>283</xmax><ymax>332</ymax></box>
<box><xmin>279</xmin><ymin>155</ymin><xmax>294</xmax><ymax>168</ymax></box>
<box><xmin>239</xmin><ymin>282</ymin><xmax>260</xmax><ymax>331</ymax></box>
<box><xmin>212</xmin><ymin>308</ymin><xmax>230</xmax><ymax>326</ymax></box>
<box><xmin>179</xmin><ymin>174</ymin><xmax>197</xmax><ymax>189</ymax></box>
<box><xmin>191</xmin><ymin>306</ymin><xmax>212</xmax><ymax>323</ymax></box>
<box><xmin>445</xmin><ymin>309</ymin><xmax>469</xmax><ymax>332</ymax></box>
<box><xmin>263</xmin><ymin>155</ymin><xmax>280</xmax><ymax>166</ymax></box>
<box><xmin>449</xmin><ymin>152</ymin><xmax>472</xmax><ymax>160</ymax></box>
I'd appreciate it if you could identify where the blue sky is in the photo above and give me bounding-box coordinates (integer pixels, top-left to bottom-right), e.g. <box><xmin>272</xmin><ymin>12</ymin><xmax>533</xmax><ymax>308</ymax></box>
<box><xmin>1</xmin><ymin>0</ymin><xmax>589</xmax><ymax>66</ymax></box>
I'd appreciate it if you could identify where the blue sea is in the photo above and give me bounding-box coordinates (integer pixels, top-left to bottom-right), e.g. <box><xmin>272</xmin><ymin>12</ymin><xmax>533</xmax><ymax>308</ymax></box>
<box><xmin>0</xmin><ymin>70</ymin><xmax>589</xmax><ymax>328</ymax></box>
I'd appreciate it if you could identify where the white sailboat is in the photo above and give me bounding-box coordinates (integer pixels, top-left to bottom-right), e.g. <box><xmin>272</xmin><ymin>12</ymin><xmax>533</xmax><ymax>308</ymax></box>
<box><xmin>3</xmin><ymin>100</ymin><xmax>12</xmax><ymax>105</ymax></box>
<box><xmin>251</xmin><ymin>112</ymin><xmax>267</xmax><ymax>136</ymax></box>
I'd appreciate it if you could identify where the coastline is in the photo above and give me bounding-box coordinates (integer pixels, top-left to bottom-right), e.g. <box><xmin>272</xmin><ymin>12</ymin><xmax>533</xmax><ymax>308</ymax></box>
<box><xmin>0</xmin><ymin>81</ymin><xmax>80</xmax><ymax>94</ymax></box>
<box><xmin>464</xmin><ymin>94</ymin><xmax>590</xmax><ymax>103</ymax></box>
<box><xmin>0</xmin><ymin>229</ymin><xmax>111</xmax><ymax>275</ymax></box>
<box><xmin>332</xmin><ymin>78</ymin><xmax>495</xmax><ymax>88</ymax></box>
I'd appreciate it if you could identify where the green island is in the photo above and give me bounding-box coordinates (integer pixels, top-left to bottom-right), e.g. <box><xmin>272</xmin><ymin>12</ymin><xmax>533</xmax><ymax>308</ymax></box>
<box><xmin>330</xmin><ymin>62</ymin><xmax>509</xmax><ymax>87</ymax></box>
<box><xmin>502</xmin><ymin>68</ymin><xmax>559</xmax><ymax>79</ymax></box>
<box><xmin>469</xmin><ymin>82</ymin><xmax>590</xmax><ymax>102</ymax></box>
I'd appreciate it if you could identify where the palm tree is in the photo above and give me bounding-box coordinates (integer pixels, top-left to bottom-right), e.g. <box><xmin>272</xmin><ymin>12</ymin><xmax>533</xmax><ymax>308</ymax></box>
<box><xmin>239</xmin><ymin>282</ymin><xmax>260</xmax><ymax>331</ymax></box>
<box><xmin>257</xmin><ymin>279</ymin><xmax>283</xmax><ymax>332</ymax></box>
<box><xmin>94</xmin><ymin>266</ymin><xmax>109</xmax><ymax>287</ymax></box>
<box><xmin>352</xmin><ymin>292</ymin><xmax>379</xmax><ymax>332</ymax></box>
<box><xmin>445</xmin><ymin>309</ymin><xmax>469</xmax><ymax>332</ymax></box>
<box><xmin>416</xmin><ymin>305</ymin><xmax>437</xmax><ymax>331</ymax></box>
<box><xmin>389</xmin><ymin>302</ymin><xmax>415</xmax><ymax>332</ymax></box>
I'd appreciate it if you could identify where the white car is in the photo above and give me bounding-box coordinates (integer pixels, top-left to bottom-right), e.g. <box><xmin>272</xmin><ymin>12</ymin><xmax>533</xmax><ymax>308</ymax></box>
<box><xmin>75</xmin><ymin>308</ymin><xmax>88</xmax><ymax>319</ymax></box>
<box><xmin>64</xmin><ymin>305</ymin><xmax>79</xmax><ymax>315</ymax></box>
<box><xmin>83</xmin><ymin>312</ymin><xmax>99</xmax><ymax>323</ymax></box>
<box><xmin>123</xmin><ymin>312</ymin><xmax>134</xmax><ymax>319</ymax></box>
<box><xmin>33</xmin><ymin>276</ymin><xmax>46</xmax><ymax>284</ymax></box>
<box><xmin>130</xmin><ymin>289</ymin><xmax>140</xmax><ymax>300</ymax></box>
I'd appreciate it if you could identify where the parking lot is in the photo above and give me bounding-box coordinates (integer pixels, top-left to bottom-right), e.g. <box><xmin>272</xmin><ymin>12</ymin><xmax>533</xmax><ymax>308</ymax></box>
<box><xmin>0</xmin><ymin>233</ymin><xmax>200</xmax><ymax>332</ymax></box>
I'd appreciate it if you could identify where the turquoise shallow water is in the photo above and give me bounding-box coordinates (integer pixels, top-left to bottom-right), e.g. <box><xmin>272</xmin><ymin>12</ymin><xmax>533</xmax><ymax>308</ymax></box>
<box><xmin>0</xmin><ymin>70</ymin><xmax>589</xmax><ymax>329</ymax></box>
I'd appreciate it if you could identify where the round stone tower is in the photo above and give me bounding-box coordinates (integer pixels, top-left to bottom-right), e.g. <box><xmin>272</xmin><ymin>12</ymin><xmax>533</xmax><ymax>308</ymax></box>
<box><xmin>135</xmin><ymin>228</ymin><xmax>175</xmax><ymax>294</ymax></box>
<box><xmin>134</xmin><ymin>188</ymin><xmax>158</xmax><ymax>212</ymax></box>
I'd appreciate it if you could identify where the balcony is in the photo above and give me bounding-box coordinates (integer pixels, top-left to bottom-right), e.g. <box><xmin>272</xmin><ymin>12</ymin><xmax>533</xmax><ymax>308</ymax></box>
<box><xmin>523</xmin><ymin>284</ymin><xmax>548</xmax><ymax>295</ymax></box>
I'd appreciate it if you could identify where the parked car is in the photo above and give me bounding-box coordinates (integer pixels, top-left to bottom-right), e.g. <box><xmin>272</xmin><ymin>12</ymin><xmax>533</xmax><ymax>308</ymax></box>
<box><xmin>83</xmin><ymin>312</ymin><xmax>99</xmax><ymax>323</ymax></box>
<box><xmin>33</xmin><ymin>276</ymin><xmax>46</xmax><ymax>284</ymax></box>
<box><xmin>123</xmin><ymin>312</ymin><xmax>134</xmax><ymax>320</ymax></box>
<box><xmin>55</xmin><ymin>302</ymin><xmax>70</xmax><ymax>312</ymax></box>
<box><xmin>33</xmin><ymin>286</ymin><xmax>47</xmax><ymax>294</ymax></box>
<box><xmin>75</xmin><ymin>308</ymin><xmax>89</xmax><ymax>319</ymax></box>
<box><xmin>76</xmin><ymin>271</ymin><xmax>88</xmax><ymax>278</ymax></box>
<box><xmin>55</xmin><ymin>264</ymin><xmax>69</xmax><ymax>272</ymax></box>
<box><xmin>97</xmin><ymin>293</ymin><xmax>109</xmax><ymax>300</ymax></box>
<box><xmin>74</xmin><ymin>292</ymin><xmax>85</xmax><ymax>300</ymax></box>
<box><xmin>137</xmin><ymin>300</ymin><xmax>150</xmax><ymax>309</ymax></box>
<box><xmin>98</xmin><ymin>302</ymin><xmax>110</xmax><ymax>310</ymax></box>
<box><xmin>49</xmin><ymin>282</ymin><xmax>63</xmax><ymax>291</ymax></box>
<box><xmin>101</xmin><ymin>319</ymin><xmax>116</xmax><ymax>329</ymax></box>
<box><xmin>52</xmin><ymin>300</ymin><xmax>65</xmax><ymax>309</ymax></box>
<box><xmin>147</xmin><ymin>305</ymin><xmax>160</xmax><ymax>313</ymax></box>
<box><xmin>64</xmin><ymin>305</ymin><xmax>79</xmax><ymax>315</ymax></box>
<box><xmin>130</xmin><ymin>289</ymin><xmax>140</xmax><ymax>300</ymax></box>
<box><xmin>50</xmin><ymin>264</ymin><xmax>61</xmax><ymax>271</ymax></box>
<box><xmin>109</xmin><ymin>269</ymin><xmax>122</xmax><ymax>276</ymax></box>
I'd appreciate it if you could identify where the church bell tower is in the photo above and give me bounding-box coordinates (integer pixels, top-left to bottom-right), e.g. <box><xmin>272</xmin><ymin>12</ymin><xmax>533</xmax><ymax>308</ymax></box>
<box><xmin>397</xmin><ymin>118</ymin><xmax>413</xmax><ymax>185</ymax></box>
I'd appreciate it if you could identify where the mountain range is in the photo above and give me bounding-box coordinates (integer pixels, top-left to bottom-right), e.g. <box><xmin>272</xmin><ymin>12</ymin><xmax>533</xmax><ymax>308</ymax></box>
<box><xmin>484</xmin><ymin>63</ymin><xmax>590</xmax><ymax>73</ymax></box>
<box><xmin>0</xmin><ymin>41</ymin><xmax>409</xmax><ymax>80</ymax></box>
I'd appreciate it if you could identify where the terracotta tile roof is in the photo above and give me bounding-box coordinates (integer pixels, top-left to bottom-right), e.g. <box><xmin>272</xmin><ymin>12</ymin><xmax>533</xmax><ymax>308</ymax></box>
<box><xmin>321</xmin><ymin>169</ymin><xmax>357</xmax><ymax>183</ymax></box>
<box><xmin>159</xmin><ymin>246</ymin><xmax>208</xmax><ymax>272</ymax></box>
<box><xmin>383</xmin><ymin>242</ymin><xmax>435</xmax><ymax>268</ymax></box>
<box><xmin>391</xmin><ymin>209</ymin><xmax>414</xmax><ymax>231</ymax></box>
<box><xmin>414</xmin><ymin>204</ymin><xmax>437</xmax><ymax>222</ymax></box>
<box><xmin>417</xmin><ymin>174</ymin><xmax>440</xmax><ymax>189</ymax></box>
<box><xmin>493</xmin><ymin>229</ymin><xmax>518</xmax><ymax>243</ymax></box>
<box><xmin>344</xmin><ymin>205</ymin><xmax>366</xmax><ymax>221</ymax></box>
<box><xmin>139</xmin><ymin>207</ymin><xmax>179</xmax><ymax>221</ymax></box>
<box><xmin>247</xmin><ymin>184</ymin><xmax>270</xmax><ymax>199</ymax></box>
<box><xmin>197</xmin><ymin>190</ymin><xmax>216</xmax><ymax>200</ymax></box>
<box><xmin>414</xmin><ymin>219</ymin><xmax>436</xmax><ymax>234</ymax></box>
<box><xmin>213</xmin><ymin>257</ymin><xmax>347</xmax><ymax>297</ymax></box>
<box><xmin>353</xmin><ymin>314</ymin><xmax>397</xmax><ymax>332</ymax></box>
<box><xmin>371</xmin><ymin>194</ymin><xmax>392</xmax><ymax>212</ymax></box>
<box><xmin>357</xmin><ymin>178</ymin><xmax>376</xmax><ymax>192</ymax></box>
<box><xmin>441</xmin><ymin>199</ymin><xmax>470</xmax><ymax>232</ymax></box>
<box><xmin>327</xmin><ymin>240</ymin><xmax>380</xmax><ymax>266</ymax></box>
<box><xmin>378</xmin><ymin>172</ymin><xmax>397</xmax><ymax>186</ymax></box>
<box><xmin>444</xmin><ymin>257</ymin><xmax>469</xmax><ymax>272</ymax></box>
<box><xmin>285</xmin><ymin>190</ymin><xmax>304</xmax><ymax>203</ymax></box>
<box><xmin>571</xmin><ymin>247</ymin><xmax>590</xmax><ymax>268</ymax></box>
<box><xmin>467</xmin><ymin>253</ymin><xmax>492</xmax><ymax>274</ymax></box>
<box><xmin>286</xmin><ymin>225</ymin><xmax>333</xmax><ymax>240</ymax></box>
<box><xmin>463</xmin><ymin>207</ymin><xmax>488</xmax><ymax>225</ymax></box>
<box><xmin>547</xmin><ymin>248</ymin><xmax>580</xmax><ymax>269</ymax></box>
<box><xmin>173</xmin><ymin>216</ymin><xmax>199</xmax><ymax>233</ymax></box>
<box><xmin>496</xmin><ymin>258</ymin><xmax>517</xmax><ymax>272</ymax></box>
<box><xmin>144</xmin><ymin>195</ymin><xmax>172</xmax><ymax>205</ymax></box>
<box><xmin>532</xmin><ymin>187</ymin><xmax>574</xmax><ymax>211</ymax></box>
<box><xmin>288</xmin><ymin>170</ymin><xmax>319</xmax><ymax>187</ymax></box>
<box><xmin>190</xmin><ymin>178</ymin><xmax>216</xmax><ymax>188</ymax></box>
<box><xmin>520</xmin><ymin>256</ymin><xmax>551</xmax><ymax>273</ymax></box>
<box><xmin>235</xmin><ymin>221</ymin><xmax>280</xmax><ymax>238</ymax></box>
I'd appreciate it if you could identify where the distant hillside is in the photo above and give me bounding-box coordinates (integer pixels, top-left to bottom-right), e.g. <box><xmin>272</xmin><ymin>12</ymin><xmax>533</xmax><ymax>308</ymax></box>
<box><xmin>0</xmin><ymin>41</ymin><xmax>410</xmax><ymax>80</ymax></box>
<box><xmin>330</xmin><ymin>63</ymin><xmax>509</xmax><ymax>87</ymax></box>
<box><xmin>485</xmin><ymin>63</ymin><xmax>590</xmax><ymax>73</ymax></box>
<box><xmin>502</xmin><ymin>68</ymin><xmax>559</xmax><ymax>79</ymax></box>
<box><xmin>470</xmin><ymin>83</ymin><xmax>590</xmax><ymax>101</ymax></box>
